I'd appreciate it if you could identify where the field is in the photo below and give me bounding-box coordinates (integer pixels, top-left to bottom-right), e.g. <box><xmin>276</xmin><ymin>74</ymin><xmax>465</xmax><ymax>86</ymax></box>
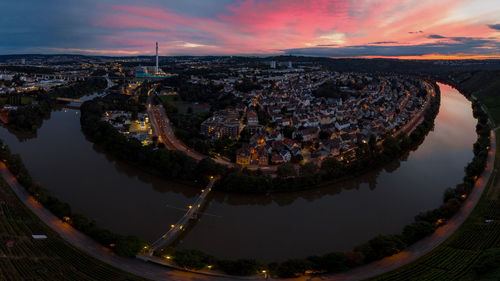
<box><xmin>0</xmin><ymin>96</ymin><xmax>35</xmax><ymax>106</ymax></box>
<box><xmin>159</xmin><ymin>95</ymin><xmax>210</xmax><ymax>115</ymax></box>
<box><xmin>0</xmin><ymin>177</ymin><xmax>146</xmax><ymax>281</ymax></box>
<box><xmin>455</xmin><ymin>70</ymin><xmax>500</xmax><ymax>126</ymax></box>
<box><xmin>371</xmin><ymin>130</ymin><xmax>500</xmax><ymax>281</ymax></box>
<box><xmin>158</xmin><ymin>94</ymin><xmax>178</xmax><ymax>103</ymax></box>
<box><xmin>477</xmin><ymin>94</ymin><xmax>500</xmax><ymax>126</ymax></box>
<box><xmin>20</xmin><ymin>96</ymin><xmax>34</xmax><ymax>105</ymax></box>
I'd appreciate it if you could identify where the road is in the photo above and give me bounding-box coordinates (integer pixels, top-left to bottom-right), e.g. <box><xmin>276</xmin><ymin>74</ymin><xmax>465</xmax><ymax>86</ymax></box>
<box><xmin>392</xmin><ymin>81</ymin><xmax>435</xmax><ymax>137</ymax></box>
<box><xmin>147</xmin><ymin>91</ymin><xmax>235</xmax><ymax>167</ymax></box>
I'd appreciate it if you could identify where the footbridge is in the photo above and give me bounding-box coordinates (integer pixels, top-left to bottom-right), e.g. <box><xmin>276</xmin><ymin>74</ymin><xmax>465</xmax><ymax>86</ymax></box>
<box><xmin>148</xmin><ymin>179</ymin><xmax>215</xmax><ymax>253</ymax></box>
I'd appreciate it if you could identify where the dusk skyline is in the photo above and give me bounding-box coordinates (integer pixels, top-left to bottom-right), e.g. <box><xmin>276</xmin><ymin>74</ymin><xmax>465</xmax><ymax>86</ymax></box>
<box><xmin>2</xmin><ymin>1</ymin><xmax>500</xmax><ymax>279</ymax></box>
<box><xmin>2</xmin><ymin>0</ymin><xmax>500</xmax><ymax>58</ymax></box>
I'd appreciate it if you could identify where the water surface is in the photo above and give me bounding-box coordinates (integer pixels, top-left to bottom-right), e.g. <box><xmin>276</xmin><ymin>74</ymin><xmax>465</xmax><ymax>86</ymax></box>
<box><xmin>0</xmin><ymin>83</ymin><xmax>476</xmax><ymax>261</ymax></box>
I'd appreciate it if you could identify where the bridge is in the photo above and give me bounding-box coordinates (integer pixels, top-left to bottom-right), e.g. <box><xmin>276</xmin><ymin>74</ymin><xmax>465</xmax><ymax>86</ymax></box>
<box><xmin>56</xmin><ymin>97</ymin><xmax>85</xmax><ymax>103</ymax></box>
<box><xmin>148</xmin><ymin>179</ymin><xmax>215</xmax><ymax>253</ymax></box>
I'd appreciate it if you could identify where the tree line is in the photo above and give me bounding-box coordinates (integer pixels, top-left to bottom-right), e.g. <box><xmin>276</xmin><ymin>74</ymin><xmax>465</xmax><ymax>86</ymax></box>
<box><xmin>140</xmin><ymin>86</ymin><xmax>492</xmax><ymax>278</ymax></box>
<box><xmin>6</xmin><ymin>77</ymin><xmax>107</xmax><ymax>133</ymax></box>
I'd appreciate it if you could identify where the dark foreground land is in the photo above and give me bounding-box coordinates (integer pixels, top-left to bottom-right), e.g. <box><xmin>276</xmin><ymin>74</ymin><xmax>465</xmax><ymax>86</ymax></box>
<box><xmin>0</xmin><ymin>176</ymin><xmax>146</xmax><ymax>281</ymax></box>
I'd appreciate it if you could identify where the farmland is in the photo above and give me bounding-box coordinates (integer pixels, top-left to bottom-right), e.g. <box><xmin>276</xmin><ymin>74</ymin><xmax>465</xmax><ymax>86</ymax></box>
<box><xmin>0</xmin><ymin>177</ymin><xmax>146</xmax><ymax>281</ymax></box>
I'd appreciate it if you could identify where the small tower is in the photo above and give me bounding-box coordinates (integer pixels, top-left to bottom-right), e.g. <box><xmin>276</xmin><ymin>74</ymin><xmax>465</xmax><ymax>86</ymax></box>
<box><xmin>155</xmin><ymin>42</ymin><xmax>159</xmax><ymax>74</ymax></box>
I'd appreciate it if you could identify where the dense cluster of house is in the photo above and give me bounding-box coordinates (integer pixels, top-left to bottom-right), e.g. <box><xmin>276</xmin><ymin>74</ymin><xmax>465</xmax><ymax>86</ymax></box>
<box><xmin>0</xmin><ymin>68</ymin><xmax>94</xmax><ymax>94</ymax></box>
<box><xmin>102</xmin><ymin>110</ymin><xmax>153</xmax><ymax>146</ymax></box>
<box><xmin>200</xmin><ymin>107</ymin><xmax>245</xmax><ymax>139</ymax></box>
<box><xmin>200</xmin><ymin>70</ymin><xmax>430</xmax><ymax>166</ymax></box>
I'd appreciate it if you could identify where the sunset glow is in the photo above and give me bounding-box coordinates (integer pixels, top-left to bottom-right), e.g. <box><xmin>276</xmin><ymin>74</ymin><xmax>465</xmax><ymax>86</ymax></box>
<box><xmin>1</xmin><ymin>0</ymin><xmax>500</xmax><ymax>58</ymax></box>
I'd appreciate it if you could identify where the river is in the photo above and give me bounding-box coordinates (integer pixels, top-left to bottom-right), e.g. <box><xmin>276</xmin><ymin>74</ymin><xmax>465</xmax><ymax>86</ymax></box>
<box><xmin>0</xmin><ymin>83</ymin><xmax>477</xmax><ymax>262</ymax></box>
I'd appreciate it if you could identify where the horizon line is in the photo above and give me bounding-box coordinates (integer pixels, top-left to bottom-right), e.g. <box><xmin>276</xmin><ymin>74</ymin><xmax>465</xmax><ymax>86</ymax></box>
<box><xmin>1</xmin><ymin>53</ymin><xmax>500</xmax><ymax>61</ymax></box>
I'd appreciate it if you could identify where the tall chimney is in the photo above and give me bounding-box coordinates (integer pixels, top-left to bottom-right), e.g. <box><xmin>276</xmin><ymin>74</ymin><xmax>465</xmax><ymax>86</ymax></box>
<box><xmin>155</xmin><ymin>41</ymin><xmax>159</xmax><ymax>74</ymax></box>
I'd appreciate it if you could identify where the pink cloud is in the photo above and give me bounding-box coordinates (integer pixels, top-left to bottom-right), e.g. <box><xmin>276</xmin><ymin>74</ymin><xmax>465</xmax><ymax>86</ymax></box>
<box><xmin>91</xmin><ymin>0</ymin><xmax>500</xmax><ymax>56</ymax></box>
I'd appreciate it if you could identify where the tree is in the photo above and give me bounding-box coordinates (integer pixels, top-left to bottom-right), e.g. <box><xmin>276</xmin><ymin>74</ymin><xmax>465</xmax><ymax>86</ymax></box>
<box><xmin>356</xmin><ymin>235</ymin><xmax>406</xmax><ymax>262</ymax></box>
<box><xmin>174</xmin><ymin>249</ymin><xmax>214</xmax><ymax>269</ymax></box>
<box><xmin>217</xmin><ymin>259</ymin><xmax>261</xmax><ymax>276</ymax></box>
<box><xmin>382</xmin><ymin>135</ymin><xmax>401</xmax><ymax>157</ymax></box>
<box><xmin>368</xmin><ymin>134</ymin><xmax>377</xmax><ymax>152</ymax></box>
<box><xmin>321</xmin><ymin>157</ymin><xmax>342</xmax><ymax>178</ymax></box>
<box><xmin>441</xmin><ymin>198</ymin><xmax>461</xmax><ymax>218</ymax></box>
<box><xmin>282</xmin><ymin>126</ymin><xmax>296</xmax><ymax>139</ymax></box>
<box><xmin>397</xmin><ymin>133</ymin><xmax>411</xmax><ymax>151</ymax></box>
<box><xmin>313</xmin><ymin>81</ymin><xmax>342</xmax><ymax>99</ymax></box>
<box><xmin>402</xmin><ymin>221</ymin><xmax>435</xmax><ymax>244</ymax></box>
<box><xmin>152</xmin><ymin>136</ymin><xmax>159</xmax><ymax>146</ymax></box>
<box><xmin>276</xmin><ymin>259</ymin><xmax>313</xmax><ymax>278</ymax></box>
<box><xmin>277</xmin><ymin>163</ymin><xmax>297</xmax><ymax>178</ymax></box>
<box><xmin>239</xmin><ymin>128</ymin><xmax>251</xmax><ymax>142</ymax></box>
<box><xmin>443</xmin><ymin>187</ymin><xmax>457</xmax><ymax>202</ymax></box>
<box><xmin>319</xmin><ymin>130</ymin><xmax>331</xmax><ymax>140</ymax></box>
<box><xmin>195</xmin><ymin>158</ymin><xmax>225</xmax><ymax>180</ymax></box>
<box><xmin>300</xmin><ymin>162</ymin><xmax>318</xmax><ymax>177</ymax></box>
<box><xmin>368</xmin><ymin>235</ymin><xmax>406</xmax><ymax>259</ymax></box>
<box><xmin>307</xmin><ymin>252</ymin><xmax>349</xmax><ymax>273</ymax></box>
<box><xmin>114</xmin><ymin>235</ymin><xmax>147</xmax><ymax>257</ymax></box>
<box><xmin>235</xmin><ymin>77</ymin><xmax>261</xmax><ymax>93</ymax></box>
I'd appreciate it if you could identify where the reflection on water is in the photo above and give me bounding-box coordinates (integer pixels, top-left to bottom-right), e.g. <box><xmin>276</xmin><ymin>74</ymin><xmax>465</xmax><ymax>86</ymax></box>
<box><xmin>0</xmin><ymin>84</ymin><xmax>477</xmax><ymax>261</ymax></box>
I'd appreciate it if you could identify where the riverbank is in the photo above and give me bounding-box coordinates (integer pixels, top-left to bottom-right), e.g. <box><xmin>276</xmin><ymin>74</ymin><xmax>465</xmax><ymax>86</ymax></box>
<box><xmin>0</xmin><ymin>83</ymin><xmax>475</xmax><ymax>260</ymax></box>
<box><xmin>0</xmin><ymin>81</ymin><xmax>492</xmax><ymax>278</ymax></box>
<box><xmin>0</xmin><ymin>161</ymin><xmax>234</xmax><ymax>281</ymax></box>
<box><xmin>295</xmin><ymin>128</ymin><xmax>497</xmax><ymax>281</ymax></box>
<box><xmin>0</xmin><ymin>94</ymin><xmax>496</xmax><ymax>280</ymax></box>
<box><xmin>0</xmin><ymin>77</ymin><xmax>107</xmax><ymax>136</ymax></box>
<box><xmin>79</xmin><ymin>81</ymin><xmax>440</xmax><ymax>194</ymax></box>
<box><xmin>149</xmin><ymin>79</ymin><xmax>434</xmax><ymax>175</ymax></box>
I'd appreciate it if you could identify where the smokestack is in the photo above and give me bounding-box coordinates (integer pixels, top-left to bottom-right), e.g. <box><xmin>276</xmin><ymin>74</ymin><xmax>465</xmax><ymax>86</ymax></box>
<box><xmin>155</xmin><ymin>42</ymin><xmax>159</xmax><ymax>74</ymax></box>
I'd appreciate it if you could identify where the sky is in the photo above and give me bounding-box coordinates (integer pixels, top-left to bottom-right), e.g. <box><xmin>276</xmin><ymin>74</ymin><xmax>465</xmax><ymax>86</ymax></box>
<box><xmin>1</xmin><ymin>0</ymin><xmax>500</xmax><ymax>58</ymax></box>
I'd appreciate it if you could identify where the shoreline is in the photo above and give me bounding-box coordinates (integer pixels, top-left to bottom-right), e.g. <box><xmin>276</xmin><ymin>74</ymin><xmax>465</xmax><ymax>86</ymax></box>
<box><xmin>0</xmin><ymin>109</ymin><xmax>495</xmax><ymax>281</ymax></box>
<box><xmin>151</xmin><ymin>80</ymin><xmax>435</xmax><ymax>175</ymax></box>
<box><xmin>0</xmin><ymin>82</ymin><xmax>495</xmax><ymax>280</ymax></box>
<box><xmin>79</xmin><ymin>80</ymin><xmax>439</xmax><ymax>195</ymax></box>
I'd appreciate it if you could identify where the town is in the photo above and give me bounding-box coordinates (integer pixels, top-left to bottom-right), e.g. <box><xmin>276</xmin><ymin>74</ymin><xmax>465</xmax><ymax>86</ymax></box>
<box><xmin>0</xmin><ymin>55</ymin><xmax>431</xmax><ymax>170</ymax></box>
<box><xmin>197</xmin><ymin>68</ymin><xmax>430</xmax><ymax>167</ymax></box>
